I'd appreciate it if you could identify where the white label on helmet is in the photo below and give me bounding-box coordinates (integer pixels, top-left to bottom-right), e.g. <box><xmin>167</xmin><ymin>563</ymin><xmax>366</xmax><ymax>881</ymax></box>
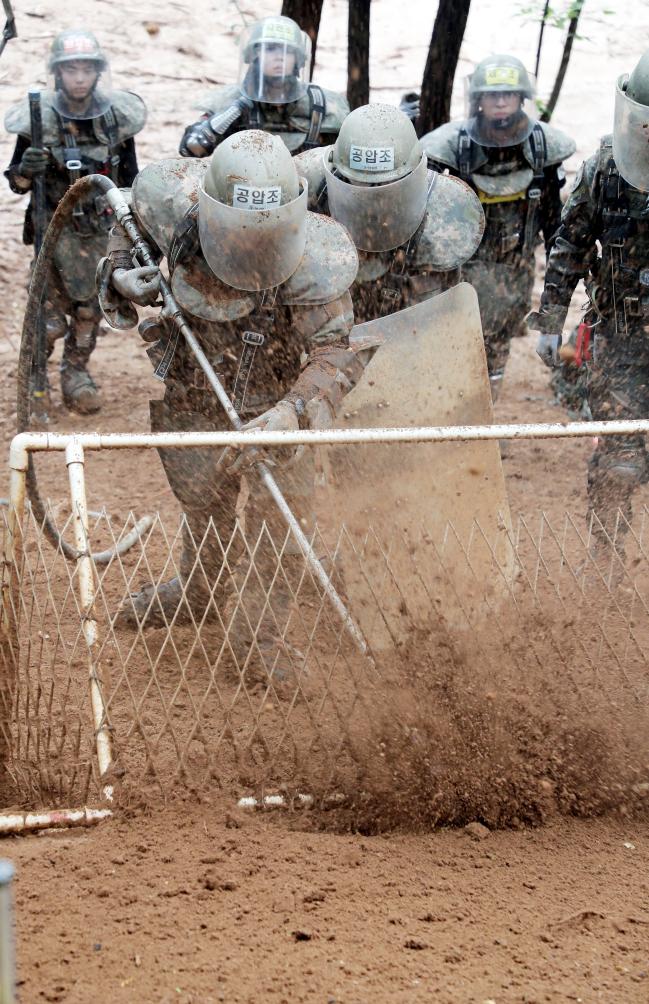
<box><xmin>349</xmin><ymin>145</ymin><xmax>395</xmax><ymax>172</ymax></box>
<box><xmin>261</xmin><ymin>21</ymin><xmax>297</xmax><ymax>44</ymax></box>
<box><xmin>232</xmin><ymin>184</ymin><xmax>282</xmax><ymax>209</ymax></box>
<box><xmin>485</xmin><ymin>66</ymin><xmax>520</xmax><ymax>87</ymax></box>
<box><xmin>62</xmin><ymin>35</ymin><xmax>97</xmax><ymax>55</ymax></box>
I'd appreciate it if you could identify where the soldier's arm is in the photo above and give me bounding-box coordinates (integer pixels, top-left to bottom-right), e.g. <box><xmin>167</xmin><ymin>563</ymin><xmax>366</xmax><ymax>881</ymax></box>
<box><xmin>285</xmin><ymin>294</ymin><xmax>364</xmax><ymax>425</ymax></box>
<box><xmin>529</xmin><ymin>156</ymin><xmax>600</xmax><ymax>334</ymax></box>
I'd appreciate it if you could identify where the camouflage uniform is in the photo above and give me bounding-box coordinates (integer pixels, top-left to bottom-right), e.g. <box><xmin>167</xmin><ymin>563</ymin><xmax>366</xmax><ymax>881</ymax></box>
<box><xmin>180</xmin><ymin>82</ymin><xmax>349</xmax><ymax>158</ymax></box>
<box><xmin>5</xmin><ymin>89</ymin><xmax>145</xmax><ymax>410</ymax></box>
<box><xmin>421</xmin><ymin>119</ymin><xmax>575</xmax><ymax>399</ymax></box>
<box><xmin>179</xmin><ymin>16</ymin><xmax>347</xmax><ymax>159</ymax></box>
<box><xmin>294</xmin><ymin>144</ymin><xmax>484</xmax><ymax>324</ymax></box>
<box><xmin>102</xmin><ymin>153</ymin><xmax>360</xmax><ymax>675</ymax></box>
<box><xmin>531</xmin><ymin>135</ymin><xmax>649</xmax><ymax>533</ymax></box>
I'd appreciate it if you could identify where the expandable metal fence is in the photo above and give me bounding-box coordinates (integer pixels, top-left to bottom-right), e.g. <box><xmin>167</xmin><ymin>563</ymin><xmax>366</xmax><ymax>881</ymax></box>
<box><xmin>2</xmin><ymin>417</ymin><xmax>649</xmax><ymax>833</ymax></box>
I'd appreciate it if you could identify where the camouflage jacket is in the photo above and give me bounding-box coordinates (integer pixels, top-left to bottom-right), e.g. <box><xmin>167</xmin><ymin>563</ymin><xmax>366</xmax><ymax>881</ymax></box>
<box><xmin>5</xmin><ymin>89</ymin><xmax>146</xmax><ymax>243</ymax></box>
<box><xmin>105</xmin><ymin>158</ymin><xmax>360</xmax><ymax>417</ymax></box>
<box><xmin>534</xmin><ymin>135</ymin><xmax>649</xmax><ymax>336</ymax></box>
<box><xmin>293</xmin><ymin>145</ymin><xmax>485</xmax><ymax>323</ymax></box>
<box><xmin>180</xmin><ymin>83</ymin><xmax>349</xmax><ymax>156</ymax></box>
<box><xmin>421</xmin><ymin>119</ymin><xmax>575</xmax><ymax>264</ymax></box>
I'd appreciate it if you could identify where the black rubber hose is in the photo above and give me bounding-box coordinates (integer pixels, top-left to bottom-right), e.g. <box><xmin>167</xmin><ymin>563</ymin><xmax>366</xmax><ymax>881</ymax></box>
<box><xmin>17</xmin><ymin>174</ymin><xmax>122</xmax><ymax>563</ymax></box>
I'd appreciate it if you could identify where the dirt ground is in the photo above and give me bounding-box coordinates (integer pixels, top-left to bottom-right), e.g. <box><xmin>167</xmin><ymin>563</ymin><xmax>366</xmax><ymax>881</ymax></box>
<box><xmin>2</xmin><ymin>1</ymin><xmax>649</xmax><ymax>1001</ymax></box>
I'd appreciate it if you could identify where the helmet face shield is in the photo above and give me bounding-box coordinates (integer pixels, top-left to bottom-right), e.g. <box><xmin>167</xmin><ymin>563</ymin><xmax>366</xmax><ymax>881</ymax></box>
<box><xmin>325</xmin><ymin>150</ymin><xmax>429</xmax><ymax>252</ymax></box>
<box><xmin>464</xmin><ymin>63</ymin><xmax>537</xmax><ymax>148</ymax></box>
<box><xmin>239</xmin><ymin>17</ymin><xmax>311</xmax><ymax>105</ymax></box>
<box><xmin>198</xmin><ymin>179</ymin><xmax>308</xmax><ymax>291</ymax></box>
<box><xmin>48</xmin><ymin>30</ymin><xmax>112</xmax><ymax>120</ymax></box>
<box><xmin>613</xmin><ymin>74</ymin><xmax>649</xmax><ymax>193</ymax></box>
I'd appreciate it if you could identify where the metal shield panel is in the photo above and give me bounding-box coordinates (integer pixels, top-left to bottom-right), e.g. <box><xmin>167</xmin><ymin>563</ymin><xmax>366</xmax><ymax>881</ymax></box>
<box><xmin>316</xmin><ymin>283</ymin><xmax>514</xmax><ymax>650</ymax></box>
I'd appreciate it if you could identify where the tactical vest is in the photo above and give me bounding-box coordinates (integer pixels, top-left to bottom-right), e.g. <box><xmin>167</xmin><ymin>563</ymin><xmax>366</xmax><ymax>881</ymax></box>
<box><xmin>592</xmin><ymin>137</ymin><xmax>649</xmax><ymax>327</ymax></box>
<box><xmin>456</xmin><ymin>122</ymin><xmax>547</xmax><ymax>259</ymax></box>
<box><xmin>244</xmin><ymin>84</ymin><xmax>327</xmax><ymax>151</ymax></box>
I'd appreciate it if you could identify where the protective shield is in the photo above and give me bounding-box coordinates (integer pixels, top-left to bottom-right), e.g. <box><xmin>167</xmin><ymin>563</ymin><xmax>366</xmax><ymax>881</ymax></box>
<box><xmin>316</xmin><ymin>283</ymin><xmax>514</xmax><ymax>650</ymax></box>
<box><xmin>239</xmin><ymin>18</ymin><xmax>311</xmax><ymax>105</ymax></box>
<box><xmin>464</xmin><ymin>70</ymin><xmax>537</xmax><ymax>149</ymax></box>
<box><xmin>198</xmin><ymin>179</ymin><xmax>308</xmax><ymax>291</ymax></box>
<box><xmin>613</xmin><ymin>75</ymin><xmax>649</xmax><ymax>193</ymax></box>
<box><xmin>324</xmin><ymin>151</ymin><xmax>429</xmax><ymax>252</ymax></box>
<box><xmin>49</xmin><ymin>60</ymin><xmax>112</xmax><ymax>121</ymax></box>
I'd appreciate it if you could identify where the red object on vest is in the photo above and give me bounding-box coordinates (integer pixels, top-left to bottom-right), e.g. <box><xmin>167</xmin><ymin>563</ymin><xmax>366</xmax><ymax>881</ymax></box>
<box><xmin>575</xmin><ymin>321</ymin><xmax>592</xmax><ymax>367</ymax></box>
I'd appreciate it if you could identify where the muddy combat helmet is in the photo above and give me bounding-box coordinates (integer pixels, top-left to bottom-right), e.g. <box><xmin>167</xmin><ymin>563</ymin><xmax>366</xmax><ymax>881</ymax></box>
<box><xmin>613</xmin><ymin>50</ymin><xmax>649</xmax><ymax>193</ymax></box>
<box><xmin>199</xmin><ymin>130</ymin><xmax>308</xmax><ymax>290</ymax></box>
<box><xmin>238</xmin><ymin>15</ymin><xmax>311</xmax><ymax>105</ymax></box>
<box><xmin>324</xmin><ymin>103</ymin><xmax>429</xmax><ymax>252</ymax></box>
<box><xmin>466</xmin><ymin>54</ymin><xmax>537</xmax><ymax>148</ymax></box>
<box><xmin>48</xmin><ymin>28</ymin><xmax>113</xmax><ymax>119</ymax></box>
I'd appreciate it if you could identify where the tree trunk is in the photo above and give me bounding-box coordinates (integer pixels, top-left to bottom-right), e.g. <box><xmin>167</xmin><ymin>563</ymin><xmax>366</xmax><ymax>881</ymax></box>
<box><xmin>281</xmin><ymin>0</ymin><xmax>324</xmax><ymax>77</ymax></box>
<box><xmin>540</xmin><ymin>0</ymin><xmax>585</xmax><ymax>122</ymax></box>
<box><xmin>347</xmin><ymin>0</ymin><xmax>371</xmax><ymax>110</ymax></box>
<box><xmin>534</xmin><ymin>0</ymin><xmax>551</xmax><ymax>79</ymax></box>
<box><xmin>417</xmin><ymin>0</ymin><xmax>472</xmax><ymax>137</ymax></box>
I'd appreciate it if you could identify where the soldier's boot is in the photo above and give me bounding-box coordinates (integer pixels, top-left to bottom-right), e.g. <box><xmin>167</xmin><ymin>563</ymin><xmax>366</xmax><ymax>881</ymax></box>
<box><xmin>60</xmin><ymin>303</ymin><xmax>102</xmax><ymax>414</ymax></box>
<box><xmin>584</xmin><ymin>447</ymin><xmax>646</xmax><ymax>585</ymax></box>
<box><xmin>28</xmin><ymin>305</ymin><xmax>67</xmax><ymax>406</ymax></box>
<box><xmin>115</xmin><ymin>522</ymin><xmax>226</xmax><ymax>629</ymax></box>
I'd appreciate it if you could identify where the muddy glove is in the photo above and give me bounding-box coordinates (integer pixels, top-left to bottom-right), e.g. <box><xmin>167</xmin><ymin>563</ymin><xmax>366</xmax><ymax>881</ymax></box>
<box><xmin>228</xmin><ymin>399</ymin><xmax>300</xmax><ymax>475</ymax></box>
<box><xmin>18</xmin><ymin>146</ymin><xmax>49</xmax><ymax>178</ymax></box>
<box><xmin>112</xmin><ymin>265</ymin><xmax>161</xmax><ymax>307</ymax></box>
<box><xmin>536</xmin><ymin>333</ymin><xmax>562</xmax><ymax>368</ymax></box>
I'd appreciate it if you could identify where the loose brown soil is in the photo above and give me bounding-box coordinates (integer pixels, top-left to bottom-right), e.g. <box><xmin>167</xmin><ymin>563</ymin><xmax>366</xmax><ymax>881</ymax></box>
<box><xmin>2</xmin><ymin>3</ymin><xmax>649</xmax><ymax>1001</ymax></box>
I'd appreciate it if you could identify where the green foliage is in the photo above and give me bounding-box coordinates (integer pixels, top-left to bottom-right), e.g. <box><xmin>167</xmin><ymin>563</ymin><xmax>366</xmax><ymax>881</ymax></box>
<box><xmin>516</xmin><ymin>0</ymin><xmax>614</xmax><ymax>44</ymax></box>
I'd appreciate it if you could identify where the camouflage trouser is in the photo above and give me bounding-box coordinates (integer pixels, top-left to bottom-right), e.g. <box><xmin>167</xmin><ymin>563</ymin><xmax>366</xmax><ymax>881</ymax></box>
<box><xmin>462</xmin><ymin>255</ymin><xmax>535</xmax><ymax>400</ymax></box>
<box><xmin>31</xmin><ymin>220</ymin><xmax>107</xmax><ymax>369</ymax></box>
<box><xmin>45</xmin><ymin>274</ymin><xmax>102</xmax><ymax>368</ymax></box>
<box><xmin>586</xmin><ymin>331</ymin><xmax>649</xmax><ymax>536</ymax></box>
<box><xmin>151</xmin><ymin>390</ymin><xmax>305</xmax><ymax>674</ymax></box>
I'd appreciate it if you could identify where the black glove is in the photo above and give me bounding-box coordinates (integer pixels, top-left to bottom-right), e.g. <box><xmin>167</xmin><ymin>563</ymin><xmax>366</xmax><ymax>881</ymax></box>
<box><xmin>399</xmin><ymin>92</ymin><xmax>420</xmax><ymax>122</ymax></box>
<box><xmin>18</xmin><ymin>146</ymin><xmax>49</xmax><ymax>178</ymax></box>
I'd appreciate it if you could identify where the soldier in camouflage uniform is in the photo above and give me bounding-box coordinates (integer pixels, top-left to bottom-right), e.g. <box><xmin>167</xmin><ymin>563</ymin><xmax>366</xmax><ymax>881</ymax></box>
<box><xmin>530</xmin><ymin>51</ymin><xmax>649</xmax><ymax>543</ymax></box>
<box><xmin>179</xmin><ymin>15</ymin><xmax>348</xmax><ymax>159</ymax></box>
<box><xmin>294</xmin><ymin>103</ymin><xmax>485</xmax><ymax>324</ymax></box>
<box><xmin>4</xmin><ymin>29</ymin><xmax>146</xmax><ymax>413</ymax></box>
<box><xmin>420</xmin><ymin>55</ymin><xmax>575</xmax><ymax>400</ymax></box>
<box><xmin>99</xmin><ymin>131</ymin><xmax>360</xmax><ymax>677</ymax></box>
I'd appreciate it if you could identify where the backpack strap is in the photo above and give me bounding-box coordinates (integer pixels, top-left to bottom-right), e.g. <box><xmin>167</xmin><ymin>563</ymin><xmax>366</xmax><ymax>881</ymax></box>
<box><xmin>99</xmin><ymin>107</ymin><xmax>121</xmax><ymax>182</ymax></box>
<box><xmin>301</xmin><ymin>84</ymin><xmax>326</xmax><ymax>150</ymax></box>
<box><xmin>521</xmin><ymin>122</ymin><xmax>547</xmax><ymax>255</ymax></box>
<box><xmin>457</xmin><ymin>126</ymin><xmax>472</xmax><ymax>180</ymax></box>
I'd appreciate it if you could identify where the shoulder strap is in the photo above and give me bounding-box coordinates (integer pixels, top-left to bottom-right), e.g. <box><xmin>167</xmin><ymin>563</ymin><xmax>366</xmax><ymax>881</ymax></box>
<box><xmin>168</xmin><ymin>202</ymin><xmax>200</xmax><ymax>273</ymax></box>
<box><xmin>100</xmin><ymin>107</ymin><xmax>120</xmax><ymax>182</ymax></box>
<box><xmin>457</xmin><ymin>126</ymin><xmax>473</xmax><ymax>180</ymax></box>
<box><xmin>528</xmin><ymin>122</ymin><xmax>547</xmax><ymax>179</ymax></box>
<box><xmin>302</xmin><ymin>84</ymin><xmax>326</xmax><ymax>150</ymax></box>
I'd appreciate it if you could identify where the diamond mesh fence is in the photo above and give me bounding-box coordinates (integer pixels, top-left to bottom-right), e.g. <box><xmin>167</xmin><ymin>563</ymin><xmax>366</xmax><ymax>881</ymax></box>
<box><xmin>1</xmin><ymin>499</ymin><xmax>649</xmax><ymax>813</ymax></box>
